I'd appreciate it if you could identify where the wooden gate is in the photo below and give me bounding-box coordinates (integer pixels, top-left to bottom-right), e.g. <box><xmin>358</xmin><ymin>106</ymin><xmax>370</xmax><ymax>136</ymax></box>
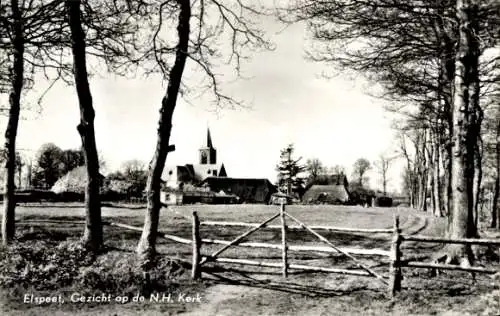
<box><xmin>191</xmin><ymin>203</ymin><xmax>392</xmax><ymax>289</ymax></box>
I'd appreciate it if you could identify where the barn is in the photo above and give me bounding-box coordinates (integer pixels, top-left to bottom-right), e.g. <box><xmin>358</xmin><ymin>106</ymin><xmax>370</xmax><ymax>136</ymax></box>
<box><xmin>302</xmin><ymin>174</ymin><xmax>350</xmax><ymax>204</ymax></box>
<box><xmin>199</xmin><ymin>177</ymin><xmax>277</xmax><ymax>204</ymax></box>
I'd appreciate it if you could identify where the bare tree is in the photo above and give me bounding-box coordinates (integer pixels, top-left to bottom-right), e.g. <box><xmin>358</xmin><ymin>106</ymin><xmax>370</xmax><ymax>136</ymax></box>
<box><xmin>398</xmin><ymin>132</ymin><xmax>416</xmax><ymax>208</ymax></box>
<box><xmin>352</xmin><ymin>158</ymin><xmax>371</xmax><ymax>188</ymax></box>
<box><xmin>64</xmin><ymin>0</ymin><xmax>151</xmax><ymax>251</ymax></box>
<box><xmin>136</xmin><ymin>0</ymin><xmax>271</xmax><ymax>263</ymax></box>
<box><xmin>430</xmin><ymin>122</ymin><xmax>444</xmax><ymax>217</ymax></box>
<box><xmin>397</xmin><ymin>127</ymin><xmax>429</xmax><ymax>211</ymax></box>
<box><xmin>305</xmin><ymin>158</ymin><xmax>324</xmax><ymax>181</ymax></box>
<box><xmin>136</xmin><ymin>0</ymin><xmax>191</xmax><ymax>263</ymax></box>
<box><xmin>375</xmin><ymin>154</ymin><xmax>394</xmax><ymax>196</ymax></box>
<box><xmin>1</xmin><ymin>3</ymin><xmax>75</xmax><ymax>243</ymax></box>
<box><xmin>0</xmin><ymin>0</ymin><xmax>142</xmax><ymax>245</ymax></box>
<box><xmin>65</xmin><ymin>0</ymin><xmax>104</xmax><ymax>251</ymax></box>
<box><xmin>1</xmin><ymin>0</ymin><xmax>24</xmax><ymax>245</ymax></box>
<box><xmin>122</xmin><ymin>159</ymin><xmax>146</xmax><ymax>178</ymax></box>
<box><xmin>331</xmin><ymin>165</ymin><xmax>346</xmax><ymax>175</ymax></box>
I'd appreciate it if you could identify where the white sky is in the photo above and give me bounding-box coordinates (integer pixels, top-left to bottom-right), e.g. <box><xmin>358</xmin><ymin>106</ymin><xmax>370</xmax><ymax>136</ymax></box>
<box><xmin>1</xmin><ymin>17</ymin><xmax>405</xmax><ymax>193</ymax></box>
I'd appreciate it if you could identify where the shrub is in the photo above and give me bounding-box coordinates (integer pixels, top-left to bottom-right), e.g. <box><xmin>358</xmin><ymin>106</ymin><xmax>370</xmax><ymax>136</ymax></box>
<box><xmin>0</xmin><ymin>230</ymin><xmax>190</xmax><ymax>300</ymax></box>
<box><xmin>0</xmin><ymin>238</ymin><xmax>94</xmax><ymax>290</ymax></box>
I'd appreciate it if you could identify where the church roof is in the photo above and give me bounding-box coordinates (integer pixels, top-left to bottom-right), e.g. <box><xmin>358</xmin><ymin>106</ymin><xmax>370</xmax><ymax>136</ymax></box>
<box><xmin>207</xmin><ymin>128</ymin><xmax>213</xmax><ymax>148</ymax></box>
<box><xmin>192</xmin><ymin>163</ymin><xmax>226</xmax><ymax>178</ymax></box>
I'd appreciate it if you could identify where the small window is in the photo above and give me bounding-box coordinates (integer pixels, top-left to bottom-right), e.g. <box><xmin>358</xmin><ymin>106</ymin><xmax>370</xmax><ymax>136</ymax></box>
<box><xmin>207</xmin><ymin>170</ymin><xmax>211</xmax><ymax>174</ymax></box>
<box><xmin>168</xmin><ymin>170</ymin><xmax>173</xmax><ymax>175</ymax></box>
<box><xmin>213</xmin><ymin>170</ymin><xmax>217</xmax><ymax>176</ymax></box>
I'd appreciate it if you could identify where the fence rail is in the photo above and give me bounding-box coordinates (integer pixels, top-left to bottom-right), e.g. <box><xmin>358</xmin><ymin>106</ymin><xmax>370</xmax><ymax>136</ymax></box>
<box><xmin>201</xmin><ymin>221</ymin><xmax>393</xmax><ymax>234</ymax></box>
<box><xmin>404</xmin><ymin>262</ymin><xmax>497</xmax><ymax>274</ymax></box>
<box><xmin>104</xmin><ymin>221</ymin><xmax>192</xmax><ymax>245</ymax></box>
<box><xmin>208</xmin><ymin>257</ymin><xmax>372</xmax><ymax>276</ymax></box>
<box><xmin>200</xmin><ymin>238</ymin><xmax>391</xmax><ymax>256</ymax></box>
<box><xmin>401</xmin><ymin>235</ymin><xmax>500</xmax><ymax>246</ymax></box>
<box><xmin>389</xmin><ymin>215</ymin><xmax>500</xmax><ymax>296</ymax></box>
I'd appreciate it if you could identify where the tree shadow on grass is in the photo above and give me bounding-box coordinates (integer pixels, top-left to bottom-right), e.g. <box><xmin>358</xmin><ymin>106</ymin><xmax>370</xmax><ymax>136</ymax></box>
<box><xmin>200</xmin><ymin>266</ymin><xmax>380</xmax><ymax>298</ymax></box>
<box><xmin>16</xmin><ymin>227</ymin><xmax>71</xmax><ymax>242</ymax></box>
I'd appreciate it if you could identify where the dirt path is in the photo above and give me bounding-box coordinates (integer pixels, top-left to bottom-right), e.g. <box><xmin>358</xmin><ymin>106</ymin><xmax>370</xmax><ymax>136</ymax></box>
<box><xmin>177</xmin><ymin>284</ymin><xmax>260</xmax><ymax>316</ymax></box>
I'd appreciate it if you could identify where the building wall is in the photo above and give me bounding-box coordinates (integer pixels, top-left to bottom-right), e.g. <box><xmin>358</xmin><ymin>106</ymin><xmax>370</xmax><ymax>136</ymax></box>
<box><xmin>163</xmin><ymin>167</ymin><xmax>179</xmax><ymax>189</ymax></box>
<box><xmin>160</xmin><ymin>191</ymin><xmax>183</xmax><ymax>205</ymax></box>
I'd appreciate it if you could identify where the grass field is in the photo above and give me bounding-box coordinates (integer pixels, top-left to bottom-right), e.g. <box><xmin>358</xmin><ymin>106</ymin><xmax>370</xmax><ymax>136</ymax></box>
<box><xmin>1</xmin><ymin>204</ymin><xmax>499</xmax><ymax>316</ymax></box>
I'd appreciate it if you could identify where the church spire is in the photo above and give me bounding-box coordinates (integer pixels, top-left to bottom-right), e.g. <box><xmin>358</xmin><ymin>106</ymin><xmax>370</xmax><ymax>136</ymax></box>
<box><xmin>207</xmin><ymin>127</ymin><xmax>213</xmax><ymax>148</ymax></box>
<box><xmin>200</xmin><ymin>127</ymin><xmax>217</xmax><ymax>164</ymax></box>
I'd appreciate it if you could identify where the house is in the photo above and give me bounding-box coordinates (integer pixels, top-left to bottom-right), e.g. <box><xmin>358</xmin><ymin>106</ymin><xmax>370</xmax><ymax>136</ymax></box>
<box><xmin>162</xmin><ymin>128</ymin><xmax>227</xmax><ymax>189</ymax></box>
<box><xmin>51</xmin><ymin>166</ymin><xmax>105</xmax><ymax>194</ymax></box>
<box><xmin>199</xmin><ymin>177</ymin><xmax>277</xmax><ymax>204</ymax></box>
<box><xmin>302</xmin><ymin>174</ymin><xmax>350</xmax><ymax>204</ymax></box>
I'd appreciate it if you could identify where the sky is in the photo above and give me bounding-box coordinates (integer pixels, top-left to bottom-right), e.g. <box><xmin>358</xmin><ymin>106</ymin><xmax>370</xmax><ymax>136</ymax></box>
<box><xmin>1</xmin><ymin>15</ymin><xmax>404</xmax><ymax>193</ymax></box>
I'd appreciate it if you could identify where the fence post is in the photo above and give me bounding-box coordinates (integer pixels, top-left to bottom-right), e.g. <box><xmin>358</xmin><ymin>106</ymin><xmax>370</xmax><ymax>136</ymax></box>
<box><xmin>389</xmin><ymin>214</ymin><xmax>402</xmax><ymax>297</ymax></box>
<box><xmin>280</xmin><ymin>202</ymin><xmax>288</xmax><ymax>278</ymax></box>
<box><xmin>192</xmin><ymin>211</ymin><xmax>201</xmax><ymax>280</ymax></box>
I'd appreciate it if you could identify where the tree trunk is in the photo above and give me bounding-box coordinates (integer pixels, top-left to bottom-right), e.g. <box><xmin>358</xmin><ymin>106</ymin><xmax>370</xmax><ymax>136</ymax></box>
<box><xmin>422</xmin><ymin>171</ymin><xmax>428</xmax><ymax>212</ymax></box>
<box><xmin>137</xmin><ymin>0</ymin><xmax>191</xmax><ymax>264</ymax></box>
<box><xmin>473</xmin><ymin>134</ymin><xmax>482</xmax><ymax>229</ymax></box>
<box><xmin>2</xmin><ymin>0</ymin><xmax>24</xmax><ymax>246</ymax></box>
<box><xmin>443</xmin><ymin>145</ymin><xmax>453</xmax><ymax>217</ymax></box>
<box><xmin>429</xmin><ymin>132</ymin><xmax>436</xmax><ymax>214</ymax></box>
<box><xmin>443</xmin><ymin>0</ymin><xmax>479</xmax><ymax>265</ymax></box>
<box><xmin>417</xmin><ymin>130</ymin><xmax>428</xmax><ymax>211</ymax></box>
<box><xmin>412</xmin><ymin>165</ymin><xmax>418</xmax><ymax>209</ymax></box>
<box><xmin>66</xmin><ymin>0</ymin><xmax>103</xmax><ymax>251</ymax></box>
<box><xmin>17</xmin><ymin>160</ymin><xmax>22</xmax><ymax>189</ymax></box>
<box><xmin>437</xmin><ymin>20</ymin><xmax>456</xmax><ymax>218</ymax></box>
<box><xmin>442</xmin><ymin>152</ymin><xmax>449</xmax><ymax>215</ymax></box>
<box><xmin>468</xmin><ymin>5</ymin><xmax>481</xmax><ymax>237</ymax></box>
<box><xmin>492</xmin><ymin>116</ymin><xmax>500</xmax><ymax>229</ymax></box>
<box><xmin>432</xmin><ymin>130</ymin><xmax>443</xmax><ymax>217</ymax></box>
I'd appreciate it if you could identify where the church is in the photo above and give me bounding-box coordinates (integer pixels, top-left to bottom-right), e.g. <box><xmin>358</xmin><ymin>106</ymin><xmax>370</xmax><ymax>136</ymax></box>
<box><xmin>161</xmin><ymin>128</ymin><xmax>277</xmax><ymax>204</ymax></box>
<box><xmin>162</xmin><ymin>128</ymin><xmax>227</xmax><ymax>189</ymax></box>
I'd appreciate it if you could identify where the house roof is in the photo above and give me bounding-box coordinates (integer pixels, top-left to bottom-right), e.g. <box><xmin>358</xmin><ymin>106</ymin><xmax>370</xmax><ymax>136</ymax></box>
<box><xmin>200</xmin><ymin>177</ymin><xmax>275</xmax><ymax>188</ymax></box>
<box><xmin>51</xmin><ymin>166</ymin><xmax>105</xmax><ymax>194</ymax></box>
<box><xmin>200</xmin><ymin>177</ymin><xmax>277</xmax><ymax>202</ymax></box>
<box><xmin>305</xmin><ymin>173</ymin><xmax>348</xmax><ymax>191</ymax></box>
<box><xmin>192</xmin><ymin>163</ymin><xmax>225</xmax><ymax>178</ymax></box>
<box><xmin>315</xmin><ymin>174</ymin><xmax>347</xmax><ymax>184</ymax></box>
<box><xmin>185</xmin><ymin>164</ymin><xmax>195</xmax><ymax>176</ymax></box>
<box><xmin>302</xmin><ymin>184</ymin><xmax>350</xmax><ymax>202</ymax></box>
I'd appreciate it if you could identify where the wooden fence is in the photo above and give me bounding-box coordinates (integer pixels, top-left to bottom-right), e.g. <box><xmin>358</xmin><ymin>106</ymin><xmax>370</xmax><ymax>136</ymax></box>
<box><xmin>18</xmin><ymin>204</ymin><xmax>500</xmax><ymax>298</ymax></box>
<box><xmin>188</xmin><ymin>206</ymin><xmax>500</xmax><ymax>297</ymax></box>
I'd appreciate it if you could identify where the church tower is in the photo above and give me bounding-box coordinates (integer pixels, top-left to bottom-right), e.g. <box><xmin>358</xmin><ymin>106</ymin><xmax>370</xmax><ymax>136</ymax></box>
<box><xmin>199</xmin><ymin>128</ymin><xmax>217</xmax><ymax>164</ymax></box>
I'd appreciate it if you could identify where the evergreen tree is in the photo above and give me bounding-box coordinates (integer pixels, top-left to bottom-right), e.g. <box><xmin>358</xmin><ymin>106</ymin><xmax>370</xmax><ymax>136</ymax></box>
<box><xmin>276</xmin><ymin>144</ymin><xmax>306</xmax><ymax>198</ymax></box>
